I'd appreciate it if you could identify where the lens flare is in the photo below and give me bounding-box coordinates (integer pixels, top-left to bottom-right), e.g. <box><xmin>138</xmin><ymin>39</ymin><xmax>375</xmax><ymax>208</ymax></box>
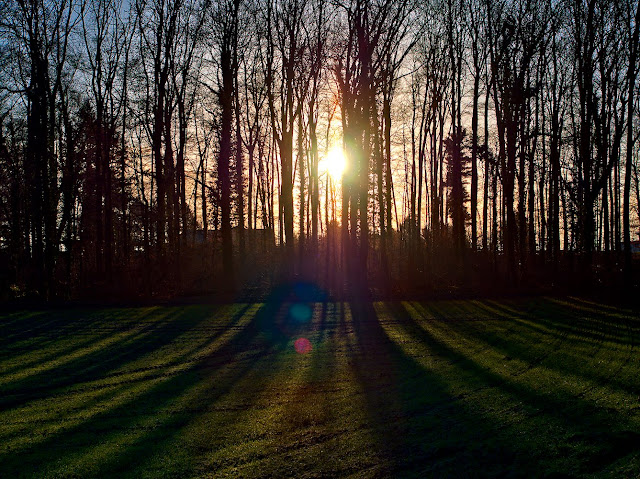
<box><xmin>289</xmin><ymin>303</ymin><xmax>312</xmax><ymax>323</ymax></box>
<box><xmin>294</xmin><ymin>337</ymin><xmax>312</xmax><ymax>354</ymax></box>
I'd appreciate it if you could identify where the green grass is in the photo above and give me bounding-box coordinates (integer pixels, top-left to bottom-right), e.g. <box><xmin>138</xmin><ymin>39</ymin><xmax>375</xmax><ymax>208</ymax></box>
<box><xmin>0</xmin><ymin>296</ymin><xmax>639</xmax><ymax>478</ymax></box>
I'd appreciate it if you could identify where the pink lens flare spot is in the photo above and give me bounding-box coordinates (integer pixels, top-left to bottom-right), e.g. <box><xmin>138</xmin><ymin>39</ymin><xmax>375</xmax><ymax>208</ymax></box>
<box><xmin>294</xmin><ymin>337</ymin><xmax>312</xmax><ymax>354</ymax></box>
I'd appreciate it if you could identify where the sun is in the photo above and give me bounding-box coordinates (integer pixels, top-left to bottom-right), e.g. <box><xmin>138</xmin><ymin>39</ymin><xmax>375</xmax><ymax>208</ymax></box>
<box><xmin>320</xmin><ymin>145</ymin><xmax>347</xmax><ymax>181</ymax></box>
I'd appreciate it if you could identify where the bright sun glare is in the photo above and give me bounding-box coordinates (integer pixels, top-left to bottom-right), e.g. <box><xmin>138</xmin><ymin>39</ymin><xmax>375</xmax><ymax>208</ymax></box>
<box><xmin>320</xmin><ymin>145</ymin><xmax>347</xmax><ymax>182</ymax></box>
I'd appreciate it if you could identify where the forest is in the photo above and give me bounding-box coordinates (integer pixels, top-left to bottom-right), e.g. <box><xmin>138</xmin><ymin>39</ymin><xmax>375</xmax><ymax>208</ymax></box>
<box><xmin>1</xmin><ymin>0</ymin><xmax>640</xmax><ymax>301</ymax></box>
<box><xmin>2</xmin><ymin>2</ymin><xmax>640</xmax><ymax>476</ymax></box>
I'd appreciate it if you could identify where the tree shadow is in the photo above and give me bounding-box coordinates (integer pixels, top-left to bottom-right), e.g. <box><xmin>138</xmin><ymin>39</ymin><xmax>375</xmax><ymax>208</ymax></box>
<box><xmin>345</xmin><ymin>300</ymin><xmax>529</xmax><ymax>477</ymax></box>
<box><xmin>413</xmin><ymin>298</ymin><xmax>640</xmax><ymax>396</ymax></box>
<box><xmin>0</xmin><ymin>300</ymin><xmax>291</xmax><ymax>477</ymax></box>
<box><xmin>383</xmin><ymin>300</ymin><xmax>640</xmax><ymax>476</ymax></box>
<box><xmin>2</xmin><ymin>297</ymin><xmax>638</xmax><ymax>477</ymax></box>
<box><xmin>0</xmin><ymin>305</ymin><xmax>232</xmax><ymax>409</ymax></box>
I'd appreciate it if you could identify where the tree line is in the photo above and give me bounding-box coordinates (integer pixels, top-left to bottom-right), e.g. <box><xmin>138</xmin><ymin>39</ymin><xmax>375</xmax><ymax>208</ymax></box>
<box><xmin>0</xmin><ymin>0</ymin><xmax>639</xmax><ymax>300</ymax></box>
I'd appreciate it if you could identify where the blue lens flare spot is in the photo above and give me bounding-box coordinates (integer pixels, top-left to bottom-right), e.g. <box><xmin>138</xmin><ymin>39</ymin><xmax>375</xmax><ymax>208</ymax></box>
<box><xmin>292</xmin><ymin>282</ymin><xmax>327</xmax><ymax>302</ymax></box>
<box><xmin>294</xmin><ymin>337</ymin><xmax>312</xmax><ymax>354</ymax></box>
<box><xmin>290</xmin><ymin>303</ymin><xmax>312</xmax><ymax>323</ymax></box>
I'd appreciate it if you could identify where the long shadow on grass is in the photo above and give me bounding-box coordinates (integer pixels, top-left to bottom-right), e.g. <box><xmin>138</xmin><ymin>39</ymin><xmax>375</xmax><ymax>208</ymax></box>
<box><xmin>287</xmin><ymin>300</ymin><xmax>333</xmax><ymax>421</ymax></box>
<box><xmin>346</xmin><ymin>301</ymin><xmax>529</xmax><ymax>477</ymax></box>
<box><xmin>0</xmin><ymin>307</ymin><xmax>169</xmax><ymax>351</ymax></box>
<box><xmin>411</xmin><ymin>300</ymin><xmax>569</xmax><ymax>379</ymax></box>
<box><xmin>0</xmin><ymin>307</ymin><xmax>181</xmax><ymax>379</ymax></box>
<box><xmin>0</xmin><ymin>301</ymin><xmax>293</xmax><ymax>477</ymax></box>
<box><xmin>417</xmin><ymin>297</ymin><xmax>637</xmax><ymax>389</ymax></box>
<box><xmin>417</xmin><ymin>299</ymin><xmax>640</xmax><ymax>397</ymax></box>
<box><xmin>504</xmin><ymin>298</ymin><xmax>640</xmax><ymax>395</ymax></box>
<box><xmin>389</xmin><ymin>301</ymin><xmax>640</xmax><ymax>476</ymax></box>
<box><xmin>0</xmin><ymin>305</ymin><xmax>244</xmax><ymax>434</ymax></box>
<box><xmin>488</xmin><ymin>298</ymin><xmax>637</xmax><ymax>346</ymax></box>
<box><xmin>0</xmin><ymin>306</ymin><xmax>231</xmax><ymax>409</ymax></box>
<box><xmin>107</xmin><ymin>292</ymin><xmax>309</xmax><ymax>475</ymax></box>
<box><xmin>0</xmin><ymin>309</ymin><xmax>164</xmax><ymax>377</ymax></box>
<box><xmin>90</xmin><ymin>301</ymin><xmax>293</xmax><ymax>477</ymax></box>
<box><xmin>0</xmin><ymin>309</ymin><xmax>106</xmax><ymax>351</ymax></box>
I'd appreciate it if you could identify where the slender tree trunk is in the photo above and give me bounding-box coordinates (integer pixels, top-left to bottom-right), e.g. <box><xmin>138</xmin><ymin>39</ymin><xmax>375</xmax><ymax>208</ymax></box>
<box><xmin>219</xmin><ymin>43</ymin><xmax>234</xmax><ymax>281</ymax></box>
<box><xmin>528</xmin><ymin>74</ymin><xmax>539</xmax><ymax>261</ymax></box>
<box><xmin>471</xmin><ymin>61</ymin><xmax>480</xmax><ymax>251</ymax></box>
<box><xmin>298</xmin><ymin>116</ymin><xmax>305</xmax><ymax>259</ymax></box>
<box><xmin>234</xmin><ymin>71</ymin><xmax>245</xmax><ymax>258</ymax></box>
<box><xmin>482</xmin><ymin>81</ymin><xmax>490</xmax><ymax>251</ymax></box>
<box><xmin>310</xmin><ymin>110</ymin><xmax>319</xmax><ymax>250</ymax></box>
<box><xmin>384</xmin><ymin>94</ymin><xmax>393</xmax><ymax>238</ymax></box>
<box><xmin>624</xmin><ymin>0</ymin><xmax>640</xmax><ymax>281</ymax></box>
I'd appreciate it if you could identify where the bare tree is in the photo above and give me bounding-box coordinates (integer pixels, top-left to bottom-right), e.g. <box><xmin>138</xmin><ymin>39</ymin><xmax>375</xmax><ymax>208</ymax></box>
<box><xmin>262</xmin><ymin>0</ymin><xmax>311</xmax><ymax>268</ymax></box>
<box><xmin>623</xmin><ymin>0</ymin><xmax>640</xmax><ymax>280</ymax></box>
<box><xmin>1</xmin><ymin>0</ymin><xmax>77</xmax><ymax>298</ymax></box>
<box><xmin>209</xmin><ymin>0</ymin><xmax>240</xmax><ymax>280</ymax></box>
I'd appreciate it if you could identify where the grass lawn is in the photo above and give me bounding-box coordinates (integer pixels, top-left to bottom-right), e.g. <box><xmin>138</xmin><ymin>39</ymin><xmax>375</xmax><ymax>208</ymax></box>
<box><xmin>0</xmin><ymin>295</ymin><xmax>639</xmax><ymax>478</ymax></box>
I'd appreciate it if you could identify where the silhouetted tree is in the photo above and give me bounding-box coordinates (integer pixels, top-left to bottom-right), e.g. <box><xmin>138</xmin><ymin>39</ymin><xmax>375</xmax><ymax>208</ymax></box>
<box><xmin>445</xmin><ymin>127</ymin><xmax>470</xmax><ymax>253</ymax></box>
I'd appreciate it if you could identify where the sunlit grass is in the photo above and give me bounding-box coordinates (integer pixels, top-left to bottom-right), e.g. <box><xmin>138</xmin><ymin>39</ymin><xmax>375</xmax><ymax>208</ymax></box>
<box><xmin>0</xmin><ymin>297</ymin><xmax>638</xmax><ymax>477</ymax></box>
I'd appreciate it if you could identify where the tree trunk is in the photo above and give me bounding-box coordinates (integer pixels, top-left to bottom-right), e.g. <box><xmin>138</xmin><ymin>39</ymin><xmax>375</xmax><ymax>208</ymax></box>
<box><xmin>624</xmin><ymin>0</ymin><xmax>640</xmax><ymax>282</ymax></box>
<box><xmin>219</xmin><ymin>43</ymin><xmax>234</xmax><ymax>281</ymax></box>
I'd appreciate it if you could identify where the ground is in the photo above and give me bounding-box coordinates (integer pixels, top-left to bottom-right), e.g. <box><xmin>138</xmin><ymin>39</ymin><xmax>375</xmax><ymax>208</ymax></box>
<box><xmin>0</xmin><ymin>295</ymin><xmax>639</xmax><ymax>478</ymax></box>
